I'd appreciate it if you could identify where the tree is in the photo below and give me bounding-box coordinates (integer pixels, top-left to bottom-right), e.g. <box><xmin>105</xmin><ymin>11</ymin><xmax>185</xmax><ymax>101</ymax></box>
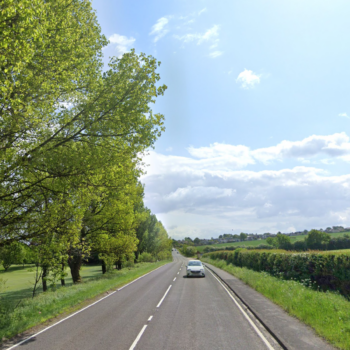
<box><xmin>266</xmin><ymin>237</ymin><xmax>277</xmax><ymax>247</ymax></box>
<box><xmin>275</xmin><ymin>234</ymin><xmax>292</xmax><ymax>250</ymax></box>
<box><xmin>0</xmin><ymin>0</ymin><xmax>166</xmax><ymax>247</ymax></box>
<box><xmin>305</xmin><ymin>230</ymin><xmax>331</xmax><ymax>250</ymax></box>
<box><xmin>239</xmin><ymin>233</ymin><xmax>248</xmax><ymax>241</ymax></box>
<box><xmin>193</xmin><ymin>237</ymin><xmax>201</xmax><ymax>245</ymax></box>
<box><xmin>0</xmin><ymin>242</ymin><xmax>24</xmax><ymax>270</ymax></box>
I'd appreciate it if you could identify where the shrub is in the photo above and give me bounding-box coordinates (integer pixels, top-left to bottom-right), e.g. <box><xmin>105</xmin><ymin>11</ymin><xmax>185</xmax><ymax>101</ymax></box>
<box><xmin>157</xmin><ymin>251</ymin><xmax>171</xmax><ymax>261</ymax></box>
<box><xmin>138</xmin><ymin>252</ymin><xmax>154</xmax><ymax>263</ymax></box>
<box><xmin>203</xmin><ymin>249</ymin><xmax>350</xmax><ymax>297</ymax></box>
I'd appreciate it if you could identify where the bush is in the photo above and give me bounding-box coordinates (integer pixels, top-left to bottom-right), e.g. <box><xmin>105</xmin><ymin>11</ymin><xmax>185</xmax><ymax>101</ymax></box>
<box><xmin>138</xmin><ymin>252</ymin><xmax>154</xmax><ymax>263</ymax></box>
<box><xmin>204</xmin><ymin>249</ymin><xmax>350</xmax><ymax>297</ymax></box>
<box><xmin>157</xmin><ymin>251</ymin><xmax>171</xmax><ymax>261</ymax></box>
<box><xmin>181</xmin><ymin>245</ymin><xmax>197</xmax><ymax>257</ymax></box>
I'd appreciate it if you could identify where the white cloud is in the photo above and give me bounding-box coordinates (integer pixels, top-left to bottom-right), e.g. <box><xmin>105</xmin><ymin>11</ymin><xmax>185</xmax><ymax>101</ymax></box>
<box><xmin>339</xmin><ymin>112</ymin><xmax>349</xmax><ymax>118</ymax></box>
<box><xmin>236</xmin><ymin>69</ymin><xmax>261</xmax><ymax>89</ymax></box>
<box><xmin>140</xmin><ymin>133</ymin><xmax>350</xmax><ymax>238</ymax></box>
<box><xmin>252</xmin><ymin>132</ymin><xmax>350</xmax><ymax>163</ymax></box>
<box><xmin>150</xmin><ymin>17</ymin><xmax>170</xmax><ymax>42</ymax></box>
<box><xmin>142</xmin><ymin>149</ymin><xmax>350</xmax><ymax>238</ymax></box>
<box><xmin>166</xmin><ymin>147</ymin><xmax>173</xmax><ymax>152</ymax></box>
<box><xmin>175</xmin><ymin>24</ymin><xmax>219</xmax><ymax>45</ymax></box>
<box><xmin>198</xmin><ymin>8</ymin><xmax>207</xmax><ymax>16</ymax></box>
<box><xmin>108</xmin><ymin>34</ymin><xmax>135</xmax><ymax>58</ymax></box>
<box><xmin>209</xmin><ymin>51</ymin><xmax>223</xmax><ymax>58</ymax></box>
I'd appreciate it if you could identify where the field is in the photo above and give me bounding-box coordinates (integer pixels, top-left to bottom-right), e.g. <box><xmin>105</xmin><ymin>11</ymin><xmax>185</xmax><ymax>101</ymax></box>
<box><xmin>0</xmin><ymin>264</ymin><xmax>104</xmax><ymax>298</ymax></box>
<box><xmin>196</xmin><ymin>231</ymin><xmax>349</xmax><ymax>253</ymax></box>
<box><xmin>0</xmin><ymin>261</ymin><xmax>170</xmax><ymax>341</ymax></box>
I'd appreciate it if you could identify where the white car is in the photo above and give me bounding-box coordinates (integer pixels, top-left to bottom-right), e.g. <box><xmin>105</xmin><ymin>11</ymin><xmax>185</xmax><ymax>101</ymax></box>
<box><xmin>186</xmin><ymin>260</ymin><xmax>205</xmax><ymax>277</ymax></box>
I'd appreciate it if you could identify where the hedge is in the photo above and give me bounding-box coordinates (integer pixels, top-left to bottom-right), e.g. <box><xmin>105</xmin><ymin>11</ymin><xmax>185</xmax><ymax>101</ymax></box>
<box><xmin>204</xmin><ymin>249</ymin><xmax>350</xmax><ymax>297</ymax></box>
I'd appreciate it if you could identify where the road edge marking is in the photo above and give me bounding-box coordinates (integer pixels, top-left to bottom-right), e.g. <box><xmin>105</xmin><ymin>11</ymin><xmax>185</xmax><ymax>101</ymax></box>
<box><xmin>208</xmin><ymin>269</ymin><xmax>274</xmax><ymax>350</ymax></box>
<box><xmin>5</xmin><ymin>263</ymin><xmax>170</xmax><ymax>350</ymax></box>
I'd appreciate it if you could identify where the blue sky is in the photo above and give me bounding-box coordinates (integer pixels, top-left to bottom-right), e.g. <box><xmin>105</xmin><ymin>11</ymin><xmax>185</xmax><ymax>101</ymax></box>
<box><xmin>92</xmin><ymin>0</ymin><xmax>350</xmax><ymax>239</ymax></box>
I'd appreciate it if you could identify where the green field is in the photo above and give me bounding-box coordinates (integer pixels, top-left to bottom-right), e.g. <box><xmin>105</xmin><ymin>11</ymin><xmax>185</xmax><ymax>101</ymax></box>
<box><xmin>0</xmin><ymin>264</ymin><xmax>104</xmax><ymax>298</ymax></box>
<box><xmin>196</xmin><ymin>231</ymin><xmax>349</xmax><ymax>253</ymax></box>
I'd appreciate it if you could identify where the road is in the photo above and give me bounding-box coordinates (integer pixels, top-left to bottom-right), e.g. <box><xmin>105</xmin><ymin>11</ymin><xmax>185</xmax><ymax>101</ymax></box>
<box><xmin>6</xmin><ymin>251</ymin><xmax>280</xmax><ymax>350</ymax></box>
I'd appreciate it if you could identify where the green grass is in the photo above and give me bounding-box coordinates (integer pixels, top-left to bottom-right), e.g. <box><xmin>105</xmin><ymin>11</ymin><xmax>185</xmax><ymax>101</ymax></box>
<box><xmin>0</xmin><ymin>260</ymin><xmax>170</xmax><ymax>342</ymax></box>
<box><xmin>202</xmin><ymin>257</ymin><xmax>350</xmax><ymax>350</ymax></box>
<box><xmin>0</xmin><ymin>264</ymin><xmax>105</xmax><ymax>298</ymax></box>
<box><xmin>196</xmin><ymin>231</ymin><xmax>350</xmax><ymax>253</ymax></box>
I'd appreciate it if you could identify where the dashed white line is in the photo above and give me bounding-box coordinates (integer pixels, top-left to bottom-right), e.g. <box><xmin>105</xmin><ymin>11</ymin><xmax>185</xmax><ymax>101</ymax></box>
<box><xmin>6</xmin><ymin>264</ymin><xmax>170</xmax><ymax>350</ymax></box>
<box><xmin>156</xmin><ymin>285</ymin><xmax>172</xmax><ymax>308</ymax></box>
<box><xmin>177</xmin><ymin>272</ymin><xmax>179</xmax><ymax>275</ymax></box>
<box><xmin>129</xmin><ymin>325</ymin><xmax>147</xmax><ymax>350</ymax></box>
<box><xmin>173</xmin><ymin>277</ymin><xmax>176</xmax><ymax>281</ymax></box>
<box><xmin>148</xmin><ymin>315</ymin><xmax>153</xmax><ymax>322</ymax></box>
<box><xmin>207</xmin><ymin>269</ymin><xmax>274</xmax><ymax>350</ymax></box>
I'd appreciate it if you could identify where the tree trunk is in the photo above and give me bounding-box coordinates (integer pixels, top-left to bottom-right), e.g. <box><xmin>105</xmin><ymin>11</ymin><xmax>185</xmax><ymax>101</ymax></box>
<box><xmin>102</xmin><ymin>260</ymin><xmax>106</xmax><ymax>274</ymax></box>
<box><xmin>42</xmin><ymin>266</ymin><xmax>48</xmax><ymax>292</ymax></box>
<box><xmin>68</xmin><ymin>254</ymin><xmax>83</xmax><ymax>283</ymax></box>
<box><xmin>116</xmin><ymin>259</ymin><xmax>122</xmax><ymax>270</ymax></box>
<box><xmin>61</xmin><ymin>259</ymin><xmax>65</xmax><ymax>286</ymax></box>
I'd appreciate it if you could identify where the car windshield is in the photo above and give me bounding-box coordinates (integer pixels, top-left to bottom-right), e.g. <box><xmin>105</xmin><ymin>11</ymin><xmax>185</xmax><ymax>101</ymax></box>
<box><xmin>188</xmin><ymin>261</ymin><xmax>202</xmax><ymax>266</ymax></box>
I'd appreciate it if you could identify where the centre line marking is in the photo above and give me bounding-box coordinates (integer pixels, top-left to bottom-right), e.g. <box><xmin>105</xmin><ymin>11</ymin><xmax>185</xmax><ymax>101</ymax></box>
<box><xmin>129</xmin><ymin>325</ymin><xmax>147</xmax><ymax>350</ymax></box>
<box><xmin>157</xmin><ymin>285</ymin><xmax>172</xmax><ymax>308</ymax></box>
<box><xmin>148</xmin><ymin>315</ymin><xmax>153</xmax><ymax>321</ymax></box>
<box><xmin>173</xmin><ymin>277</ymin><xmax>176</xmax><ymax>281</ymax></box>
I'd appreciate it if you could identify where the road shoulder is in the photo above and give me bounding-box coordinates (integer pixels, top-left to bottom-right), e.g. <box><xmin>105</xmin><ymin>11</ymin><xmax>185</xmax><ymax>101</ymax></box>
<box><xmin>204</xmin><ymin>262</ymin><xmax>336</xmax><ymax>350</ymax></box>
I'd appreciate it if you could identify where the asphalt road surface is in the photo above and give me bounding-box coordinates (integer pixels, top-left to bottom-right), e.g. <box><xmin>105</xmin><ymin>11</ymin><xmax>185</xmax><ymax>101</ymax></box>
<box><xmin>7</xmin><ymin>251</ymin><xmax>280</xmax><ymax>350</ymax></box>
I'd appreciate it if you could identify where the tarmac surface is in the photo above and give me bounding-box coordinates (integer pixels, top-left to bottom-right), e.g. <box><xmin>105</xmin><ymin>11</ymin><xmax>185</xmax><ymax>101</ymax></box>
<box><xmin>3</xmin><ymin>251</ymin><xmax>336</xmax><ymax>350</ymax></box>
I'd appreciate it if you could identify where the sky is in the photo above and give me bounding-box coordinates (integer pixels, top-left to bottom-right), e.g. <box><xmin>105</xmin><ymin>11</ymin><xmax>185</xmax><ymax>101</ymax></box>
<box><xmin>92</xmin><ymin>0</ymin><xmax>350</xmax><ymax>239</ymax></box>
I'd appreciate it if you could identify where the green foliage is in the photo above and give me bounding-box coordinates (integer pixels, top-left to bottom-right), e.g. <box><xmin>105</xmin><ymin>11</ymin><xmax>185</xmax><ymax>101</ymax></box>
<box><xmin>181</xmin><ymin>245</ymin><xmax>197</xmax><ymax>257</ymax></box>
<box><xmin>306</xmin><ymin>230</ymin><xmax>331</xmax><ymax>250</ymax></box>
<box><xmin>0</xmin><ymin>242</ymin><xmax>25</xmax><ymax>270</ymax></box>
<box><xmin>0</xmin><ymin>0</ymin><xmax>170</xmax><ymax>290</ymax></box>
<box><xmin>204</xmin><ymin>249</ymin><xmax>350</xmax><ymax>297</ymax></box>
<box><xmin>134</xmin><ymin>204</ymin><xmax>172</xmax><ymax>262</ymax></box>
<box><xmin>239</xmin><ymin>233</ymin><xmax>248</xmax><ymax>241</ymax></box>
<box><xmin>193</xmin><ymin>237</ymin><xmax>201</xmax><ymax>245</ymax></box>
<box><xmin>275</xmin><ymin>233</ymin><xmax>292</xmax><ymax>250</ymax></box>
<box><xmin>138</xmin><ymin>252</ymin><xmax>154</xmax><ymax>263</ymax></box>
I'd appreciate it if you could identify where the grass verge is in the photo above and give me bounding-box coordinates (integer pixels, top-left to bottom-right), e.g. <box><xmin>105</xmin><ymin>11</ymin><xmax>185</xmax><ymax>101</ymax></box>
<box><xmin>0</xmin><ymin>260</ymin><xmax>170</xmax><ymax>342</ymax></box>
<box><xmin>202</xmin><ymin>257</ymin><xmax>350</xmax><ymax>350</ymax></box>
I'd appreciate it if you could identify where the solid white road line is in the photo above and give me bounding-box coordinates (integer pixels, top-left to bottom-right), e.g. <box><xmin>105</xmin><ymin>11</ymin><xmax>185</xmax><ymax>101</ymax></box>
<box><xmin>173</xmin><ymin>277</ymin><xmax>176</xmax><ymax>281</ymax></box>
<box><xmin>156</xmin><ymin>285</ymin><xmax>172</xmax><ymax>308</ymax></box>
<box><xmin>6</xmin><ymin>264</ymin><xmax>170</xmax><ymax>350</ymax></box>
<box><xmin>129</xmin><ymin>325</ymin><xmax>147</xmax><ymax>350</ymax></box>
<box><xmin>148</xmin><ymin>315</ymin><xmax>153</xmax><ymax>322</ymax></box>
<box><xmin>6</xmin><ymin>290</ymin><xmax>117</xmax><ymax>350</ymax></box>
<box><xmin>208</xmin><ymin>269</ymin><xmax>274</xmax><ymax>350</ymax></box>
